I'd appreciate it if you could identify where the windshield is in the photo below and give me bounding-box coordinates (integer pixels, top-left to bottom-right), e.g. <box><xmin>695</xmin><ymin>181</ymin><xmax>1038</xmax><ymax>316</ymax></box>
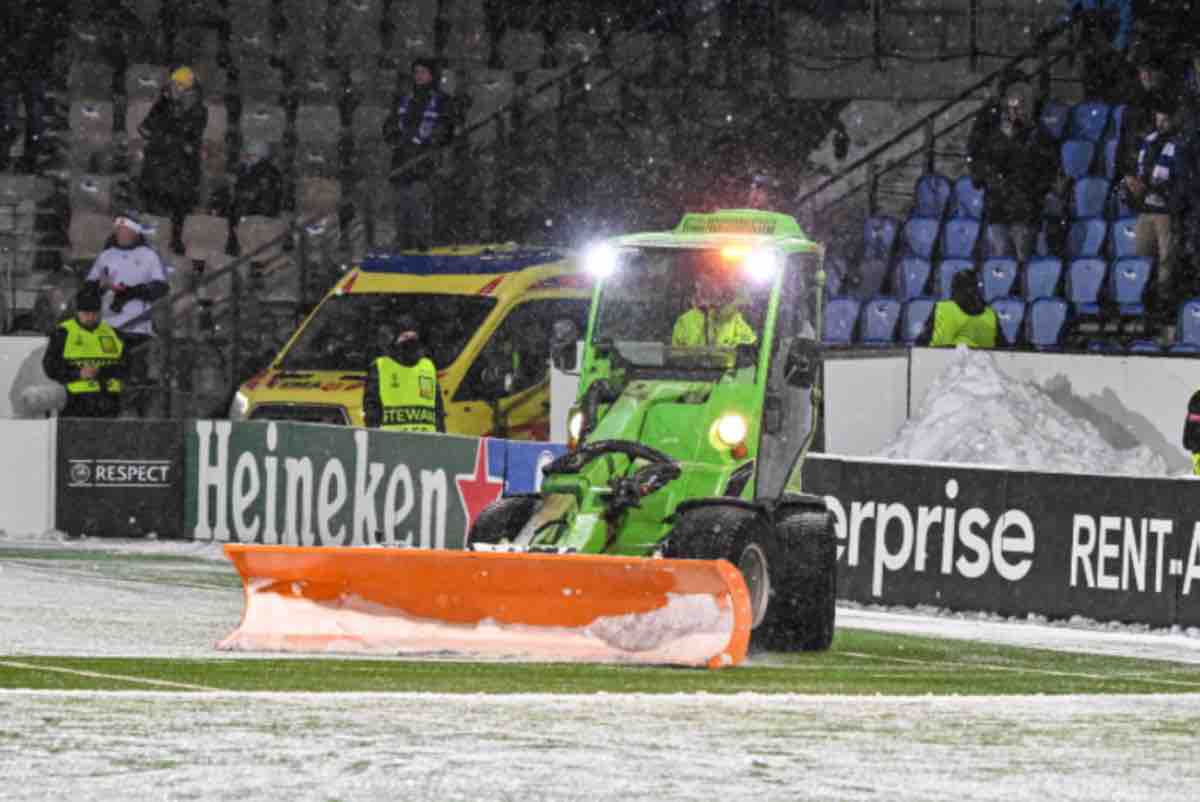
<box><xmin>279</xmin><ymin>294</ymin><xmax>497</xmax><ymax>371</ymax></box>
<box><xmin>591</xmin><ymin>247</ymin><xmax>775</xmax><ymax>372</ymax></box>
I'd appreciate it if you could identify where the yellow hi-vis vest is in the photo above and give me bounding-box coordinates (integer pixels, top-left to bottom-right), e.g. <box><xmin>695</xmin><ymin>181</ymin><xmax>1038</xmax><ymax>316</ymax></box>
<box><xmin>671</xmin><ymin>306</ymin><xmax>758</xmax><ymax>347</ymax></box>
<box><xmin>60</xmin><ymin>318</ymin><xmax>124</xmax><ymax>395</ymax></box>
<box><xmin>375</xmin><ymin>356</ymin><xmax>438</xmax><ymax>432</ymax></box>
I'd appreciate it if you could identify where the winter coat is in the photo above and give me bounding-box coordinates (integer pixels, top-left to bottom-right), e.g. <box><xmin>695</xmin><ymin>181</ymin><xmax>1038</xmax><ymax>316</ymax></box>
<box><xmin>382</xmin><ymin>86</ymin><xmax>453</xmax><ymax>184</ymax></box>
<box><xmin>967</xmin><ymin>106</ymin><xmax>1058</xmax><ymax>225</ymax></box>
<box><xmin>231</xmin><ymin>160</ymin><xmax>284</xmax><ymax>220</ymax></box>
<box><xmin>138</xmin><ymin>86</ymin><xmax>208</xmax><ymax>214</ymax></box>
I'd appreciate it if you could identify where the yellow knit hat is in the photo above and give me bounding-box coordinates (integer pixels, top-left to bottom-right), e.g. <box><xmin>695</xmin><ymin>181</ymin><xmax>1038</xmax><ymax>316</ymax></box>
<box><xmin>170</xmin><ymin>66</ymin><xmax>196</xmax><ymax>90</ymax></box>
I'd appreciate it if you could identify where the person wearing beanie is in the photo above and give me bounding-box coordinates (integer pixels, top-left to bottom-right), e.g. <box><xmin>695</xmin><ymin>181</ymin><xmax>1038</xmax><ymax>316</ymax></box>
<box><xmin>82</xmin><ymin>213</ymin><xmax>169</xmax><ymax>417</ymax></box>
<box><xmin>230</xmin><ymin>140</ymin><xmax>284</xmax><ymax>221</ymax></box>
<box><xmin>924</xmin><ymin>270</ymin><xmax>998</xmax><ymax>349</ymax></box>
<box><xmin>41</xmin><ymin>284</ymin><xmax>126</xmax><ymax>418</ymax></box>
<box><xmin>381</xmin><ymin>57</ymin><xmax>454</xmax><ymax>252</ymax></box>
<box><xmin>362</xmin><ymin>314</ymin><xmax>445</xmax><ymax>433</ymax></box>
<box><xmin>137</xmin><ymin>63</ymin><xmax>208</xmax><ymax>255</ymax></box>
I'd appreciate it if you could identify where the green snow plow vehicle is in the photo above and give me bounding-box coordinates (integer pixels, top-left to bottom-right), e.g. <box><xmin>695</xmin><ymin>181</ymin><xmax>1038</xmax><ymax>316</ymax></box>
<box><xmin>467</xmin><ymin>209</ymin><xmax>838</xmax><ymax>659</ymax></box>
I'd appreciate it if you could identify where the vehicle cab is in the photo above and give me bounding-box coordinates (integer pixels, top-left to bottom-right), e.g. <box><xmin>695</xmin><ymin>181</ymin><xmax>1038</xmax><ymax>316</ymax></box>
<box><xmin>229</xmin><ymin>244</ymin><xmax>591</xmax><ymax>439</ymax></box>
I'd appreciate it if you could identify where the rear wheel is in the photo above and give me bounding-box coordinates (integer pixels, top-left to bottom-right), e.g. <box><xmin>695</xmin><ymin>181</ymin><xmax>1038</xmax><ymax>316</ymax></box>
<box><xmin>466</xmin><ymin>495</ymin><xmax>540</xmax><ymax>548</ymax></box>
<box><xmin>761</xmin><ymin>508</ymin><xmax>837</xmax><ymax>652</ymax></box>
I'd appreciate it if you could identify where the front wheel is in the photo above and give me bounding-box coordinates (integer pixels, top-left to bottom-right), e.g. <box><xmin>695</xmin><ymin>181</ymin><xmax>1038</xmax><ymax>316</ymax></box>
<box><xmin>465</xmin><ymin>495</ymin><xmax>540</xmax><ymax>549</ymax></box>
<box><xmin>761</xmin><ymin>508</ymin><xmax>837</xmax><ymax>652</ymax></box>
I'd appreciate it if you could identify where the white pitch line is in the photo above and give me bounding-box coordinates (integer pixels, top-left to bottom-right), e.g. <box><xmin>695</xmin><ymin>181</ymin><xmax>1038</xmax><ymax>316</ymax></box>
<box><xmin>841</xmin><ymin>651</ymin><xmax>1200</xmax><ymax>689</ymax></box>
<box><xmin>0</xmin><ymin>660</ymin><xmax>218</xmax><ymax>692</ymax></box>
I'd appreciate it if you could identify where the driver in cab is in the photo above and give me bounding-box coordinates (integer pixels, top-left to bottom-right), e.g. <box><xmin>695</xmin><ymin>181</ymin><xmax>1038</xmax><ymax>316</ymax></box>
<box><xmin>671</xmin><ymin>267</ymin><xmax>757</xmax><ymax>348</ymax></box>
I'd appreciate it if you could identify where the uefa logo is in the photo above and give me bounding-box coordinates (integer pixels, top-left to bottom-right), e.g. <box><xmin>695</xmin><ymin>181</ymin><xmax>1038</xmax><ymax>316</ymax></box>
<box><xmin>69</xmin><ymin>461</ymin><xmax>92</xmax><ymax>487</ymax></box>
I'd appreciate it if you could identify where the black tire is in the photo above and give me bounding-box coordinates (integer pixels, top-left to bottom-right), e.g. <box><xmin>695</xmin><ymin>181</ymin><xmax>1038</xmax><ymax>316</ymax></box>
<box><xmin>761</xmin><ymin>508</ymin><xmax>837</xmax><ymax>652</ymax></box>
<box><xmin>465</xmin><ymin>495</ymin><xmax>540</xmax><ymax>548</ymax></box>
<box><xmin>662</xmin><ymin>505</ymin><xmax>780</xmax><ymax>653</ymax></box>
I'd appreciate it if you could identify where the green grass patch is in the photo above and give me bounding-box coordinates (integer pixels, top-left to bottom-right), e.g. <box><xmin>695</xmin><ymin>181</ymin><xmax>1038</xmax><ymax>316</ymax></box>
<box><xmin>4</xmin><ymin>628</ymin><xmax>1200</xmax><ymax>695</ymax></box>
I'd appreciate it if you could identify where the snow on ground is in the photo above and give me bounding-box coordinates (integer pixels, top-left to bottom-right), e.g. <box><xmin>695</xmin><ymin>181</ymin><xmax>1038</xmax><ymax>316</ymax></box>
<box><xmin>3</xmin><ymin>689</ymin><xmax>1200</xmax><ymax>802</ymax></box>
<box><xmin>877</xmin><ymin>347</ymin><xmax>1174</xmax><ymax>476</ymax></box>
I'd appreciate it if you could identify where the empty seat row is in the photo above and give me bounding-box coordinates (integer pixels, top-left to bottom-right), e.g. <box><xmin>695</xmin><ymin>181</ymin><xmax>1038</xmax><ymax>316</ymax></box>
<box><xmin>1039</xmin><ymin>99</ymin><xmax>1123</xmax><ymax>144</ymax></box>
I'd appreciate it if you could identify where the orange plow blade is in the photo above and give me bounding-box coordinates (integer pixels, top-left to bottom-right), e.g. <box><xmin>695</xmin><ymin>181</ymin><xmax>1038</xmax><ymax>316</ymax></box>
<box><xmin>219</xmin><ymin>545</ymin><xmax>751</xmax><ymax>669</ymax></box>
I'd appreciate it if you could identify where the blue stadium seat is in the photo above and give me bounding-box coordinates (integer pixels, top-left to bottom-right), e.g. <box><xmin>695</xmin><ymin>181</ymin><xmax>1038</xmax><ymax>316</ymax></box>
<box><xmin>1023</xmin><ymin>256</ymin><xmax>1063</xmax><ymax>299</ymax></box>
<box><xmin>823</xmin><ymin>297</ymin><xmax>861</xmax><ymax>345</ymax></box>
<box><xmin>1108</xmin><ymin>216</ymin><xmax>1137</xmax><ymax>259</ymax></box>
<box><xmin>1176</xmin><ymin>299</ymin><xmax>1200</xmax><ymax>347</ymax></box>
<box><xmin>936</xmin><ymin>259</ymin><xmax>975</xmax><ymax>300</ymax></box>
<box><xmin>1065</xmin><ymin>257</ymin><xmax>1107</xmax><ymax>316</ymax></box>
<box><xmin>940</xmin><ymin>218</ymin><xmax>980</xmax><ymax>260</ymax></box>
<box><xmin>1103</xmin><ymin>138</ymin><xmax>1119</xmax><ymax>181</ymax></box>
<box><xmin>860</xmin><ymin>296</ymin><xmax>902</xmax><ymax>345</ymax></box>
<box><xmin>893</xmin><ymin>256</ymin><xmax>932</xmax><ymax>301</ymax></box>
<box><xmin>1026</xmin><ymin>296</ymin><xmax>1070</xmax><ymax>350</ymax></box>
<box><xmin>1128</xmin><ymin>339</ymin><xmax>1162</xmax><ymax>354</ymax></box>
<box><xmin>901</xmin><ymin>297</ymin><xmax>936</xmax><ymax>345</ymax></box>
<box><xmin>1087</xmin><ymin>338</ymin><xmax>1124</xmax><ymax>353</ymax></box>
<box><xmin>950</xmin><ymin>175</ymin><xmax>985</xmax><ymax>220</ymax></box>
<box><xmin>980</xmin><ymin>257</ymin><xmax>1018</xmax><ymax>302</ymax></box>
<box><xmin>823</xmin><ymin>254</ymin><xmax>848</xmax><ymax>297</ymax></box>
<box><xmin>863</xmin><ymin>215</ymin><xmax>899</xmax><ymax>261</ymax></box>
<box><xmin>1068</xmin><ymin>101</ymin><xmax>1111</xmax><ymax>142</ymax></box>
<box><xmin>1169</xmin><ymin>343</ymin><xmax>1200</xmax><ymax>355</ymax></box>
<box><xmin>855</xmin><ymin>258</ymin><xmax>890</xmax><ymax>299</ymax></box>
<box><xmin>1066</xmin><ymin>218</ymin><xmax>1107</xmax><ymax>258</ymax></box>
<box><xmin>1039</xmin><ymin>99</ymin><xmax>1070</xmax><ymax>141</ymax></box>
<box><xmin>902</xmin><ymin>217</ymin><xmax>940</xmax><ymax>260</ymax></box>
<box><xmin>1108</xmin><ymin>256</ymin><xmax>1152</xmax><ymax>317</ymax></box>
<box><xmin>991</xmin><ymin>297</ymin><xmax>1026</xmax><ymax>347</ymax></box>
<box><xmin>1061</xmin><ymin>139</ymin><xmax>1095</xmax><ymax>179</ymax></box>
<box><xmin>1072</xmin><ymin>176</ymin><xmax>1110</xmax><ymax>219</ymax></box>
<box><xmin>913</xmin><ymin>173</ymin><xmax>953</xmax><ymax>219</ymax></box>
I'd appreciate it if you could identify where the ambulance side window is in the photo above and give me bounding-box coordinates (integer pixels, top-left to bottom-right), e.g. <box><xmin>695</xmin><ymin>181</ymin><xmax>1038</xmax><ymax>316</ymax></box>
<box><xmin>455</xmin><ymin>299</ymin><xmax>590</xmax><ymax>402</ymax></box>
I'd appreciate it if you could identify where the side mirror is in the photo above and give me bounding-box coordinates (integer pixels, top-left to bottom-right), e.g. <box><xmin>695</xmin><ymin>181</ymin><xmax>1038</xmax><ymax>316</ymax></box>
<box><xmin>550</xmin><ymin>318</ymin><xmax>580</xmax><ymax>372</ymax></box>
<box><xmin>479</xmin><ymin>362</ymin><xmax>514</xmax><ymax>400</ymax></box>
<box><xmin>784</xmin><ymin>338</ymin><xmax>820</xmax><ymax>388</ymax></box>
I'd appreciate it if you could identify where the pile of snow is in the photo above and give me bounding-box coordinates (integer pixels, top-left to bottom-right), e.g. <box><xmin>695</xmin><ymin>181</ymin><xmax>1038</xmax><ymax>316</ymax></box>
<box><xmin>877</xmin><ymin>347</ymin><xmax>1171</xmax><ymax>477</ymax></box>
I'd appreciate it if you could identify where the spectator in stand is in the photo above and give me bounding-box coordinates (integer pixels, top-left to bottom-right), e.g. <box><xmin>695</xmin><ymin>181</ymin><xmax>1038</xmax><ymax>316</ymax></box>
<box><xmin>921</xmin><ymin>270</ymin><xmax>998</xmax><ymax>349</ymax></box>
<box><xmin>83</xmin><ymin>214</ymin><xmax>170</xmax><ymax>416</ymax></box>
<box><xmin>42</xmin><ymin>284</ymin><xmax>126</xmax><ymax>419</ymax></box>
<box><xmin>746</xmin><ymin>172</ymin><xmax>779</xmax><ymax>211</ymax></box>
<box><xmin>0</xmin><ymin>1</ymin><xmax>68</xmax><ymax>172</ymax></box>
<box><xmin>382</xmin><ymin>58</ymin><xmax>454</xmax><ymax>252</ymax></box>
<box><xmin>967</xmin><ymin>81</ymin><xmax>1058</xmax><ymax>263</ymax></box>
<box><xmin>1124</xmin><ymin>94</ymin><xmax>1181</xmax><ymax>328</ymax></box>
<box><xmin>1117</xmin><ymin>46</ymin><xmax>1172</xmax><ymax>180</ymax></box>
<box><xmin>1059</xmin><ymin>0</ymin><xmax>1134</xmax><ymax>101</ymax></box>
<box><xmin>137</xmin><ymin>66</ymin><xmax>208</xmax><ymax>256</ymax></box>
<box><xmin>230</xmin><ymin>141</ymin><xmax>283</xmax><ymax>221</ymax></box>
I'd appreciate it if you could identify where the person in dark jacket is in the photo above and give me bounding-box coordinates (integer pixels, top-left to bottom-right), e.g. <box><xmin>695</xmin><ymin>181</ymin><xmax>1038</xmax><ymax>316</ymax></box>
<box><xmin>922</xmin><ymin>270</ymin><xmax>998</xmax><ymax>349</ymax></box>
<box><xmin>230</xmin><ymin>141</ymin><xmax>283</xmax><ymax>220</ymax></box>
<box><xmin>42</xmin><ymin>284</ymin><xmax>126</xmax><ymax>418</ymax></box>
<box><xmin>1126</xmin><ymin>95</ymin><xmax>1182</xmax><ymax>324</ymax></box>
<box><xmin>1183</xmin><ymin>389</ymin><xmax>1200</xmax><ymax>476</ymax></box>
<box><xmin>967</xmin><ymin>81</ymin><xmax>1059</xmax><ymax>262</ymax></box>
<box><xmin>137</xmin><ymin>66</ymin><xmax>208</xmax><ymax>255</ymax></box>
<box><xmin>363</xmin><ymin>315</ymin><xmax>446</xmax><ymax>433</ymax></box>
<box><xmin>0</xmin><ymin>0</ymin><xmax>67</xmax><ymax>172</ymax></box>
<box><xmin>1059</xmin><ymin>0</ymin><xmax>1134</xmax><ymax>102</ymax></box>
<box><xmin>382</xmin><ymin>58</ymin><xmax>454</xmax><ymax>252</ymax></box>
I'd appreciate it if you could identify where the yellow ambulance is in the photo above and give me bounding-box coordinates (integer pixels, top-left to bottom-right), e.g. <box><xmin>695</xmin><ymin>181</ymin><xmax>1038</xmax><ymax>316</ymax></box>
<box><xmin>228</xmin><ymin>244</ymin><xmax>591</xmax><ymax>439</ymax></box>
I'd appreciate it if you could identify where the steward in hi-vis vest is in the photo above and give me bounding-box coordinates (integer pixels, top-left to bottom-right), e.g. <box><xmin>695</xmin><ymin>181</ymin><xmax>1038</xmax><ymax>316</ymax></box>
<box><xmin>672</xmin><ymin>268</ymin><xmax>758</xmax><ymax>348</ymax></box>
<box><xmin>1183</xmin><ymin>390</ymin><xmax>1200</xmax><ymax>476</ymax></box>
<box><xmin>924</xmin><ymin>269</ymin><xmax>997</xmax><ymax>349</ymax></box>
<box><xmin>363</xmin><ymin>315</ymin><xmax>446</xmax><ymax>433</ymax></box>
<box><xmin>42</xmin><ymin>285</ymin><xmax>126</xmax><ymax>418</ymax></box>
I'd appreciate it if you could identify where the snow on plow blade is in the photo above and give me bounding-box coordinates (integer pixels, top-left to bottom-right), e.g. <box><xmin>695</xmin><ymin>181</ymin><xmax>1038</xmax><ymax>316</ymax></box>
<box><xmin>220</xmin><ymin>545</ymin><xmax>752</xmax><ymax>669</ymax></box>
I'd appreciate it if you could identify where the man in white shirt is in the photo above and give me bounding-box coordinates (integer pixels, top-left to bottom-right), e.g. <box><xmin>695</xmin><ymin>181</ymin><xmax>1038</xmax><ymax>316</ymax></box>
<box><xmin>83</xmin><ymin>213</ymin><xmax>170</xmax><ymax>415</ymax></box>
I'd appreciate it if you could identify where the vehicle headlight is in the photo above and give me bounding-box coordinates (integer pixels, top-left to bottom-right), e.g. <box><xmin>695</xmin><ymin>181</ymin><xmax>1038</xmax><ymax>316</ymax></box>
<box><xmin>567</xmin><ymin>408</ymin><xmax>585</xmax><ymax>447</ymax></box>
<box><xmin>714</xmin><ymin>413</ymin><xmax>748</xmax><ymax>447</ymax></box>
<box><xmin>584</xmin><ymin>242</ymin><xmax>618</xmax><ymax>279</ymax></box>
<box><xmin>745</xmin><ymin>248</ymin><xmax>778</xmax><ymax>284</ymax></box>
<box><xmin>228</xmin><ymin>390</ymin><xmax>250</xmax><ymax>421</ymax></box>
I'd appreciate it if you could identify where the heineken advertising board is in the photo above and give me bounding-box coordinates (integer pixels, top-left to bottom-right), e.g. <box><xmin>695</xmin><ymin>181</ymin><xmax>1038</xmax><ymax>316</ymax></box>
<box><xmin>185</xmin><ymin>421</ymin><xmax>517</xmax><ymax>548</ymax></box>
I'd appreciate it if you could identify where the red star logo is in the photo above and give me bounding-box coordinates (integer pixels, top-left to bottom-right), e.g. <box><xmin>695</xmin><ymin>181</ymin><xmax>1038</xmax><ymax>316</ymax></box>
<box><xmin>456</xmin><ymin>439</ymin><xmax>504</xmax><ymax>532</ymax></box>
